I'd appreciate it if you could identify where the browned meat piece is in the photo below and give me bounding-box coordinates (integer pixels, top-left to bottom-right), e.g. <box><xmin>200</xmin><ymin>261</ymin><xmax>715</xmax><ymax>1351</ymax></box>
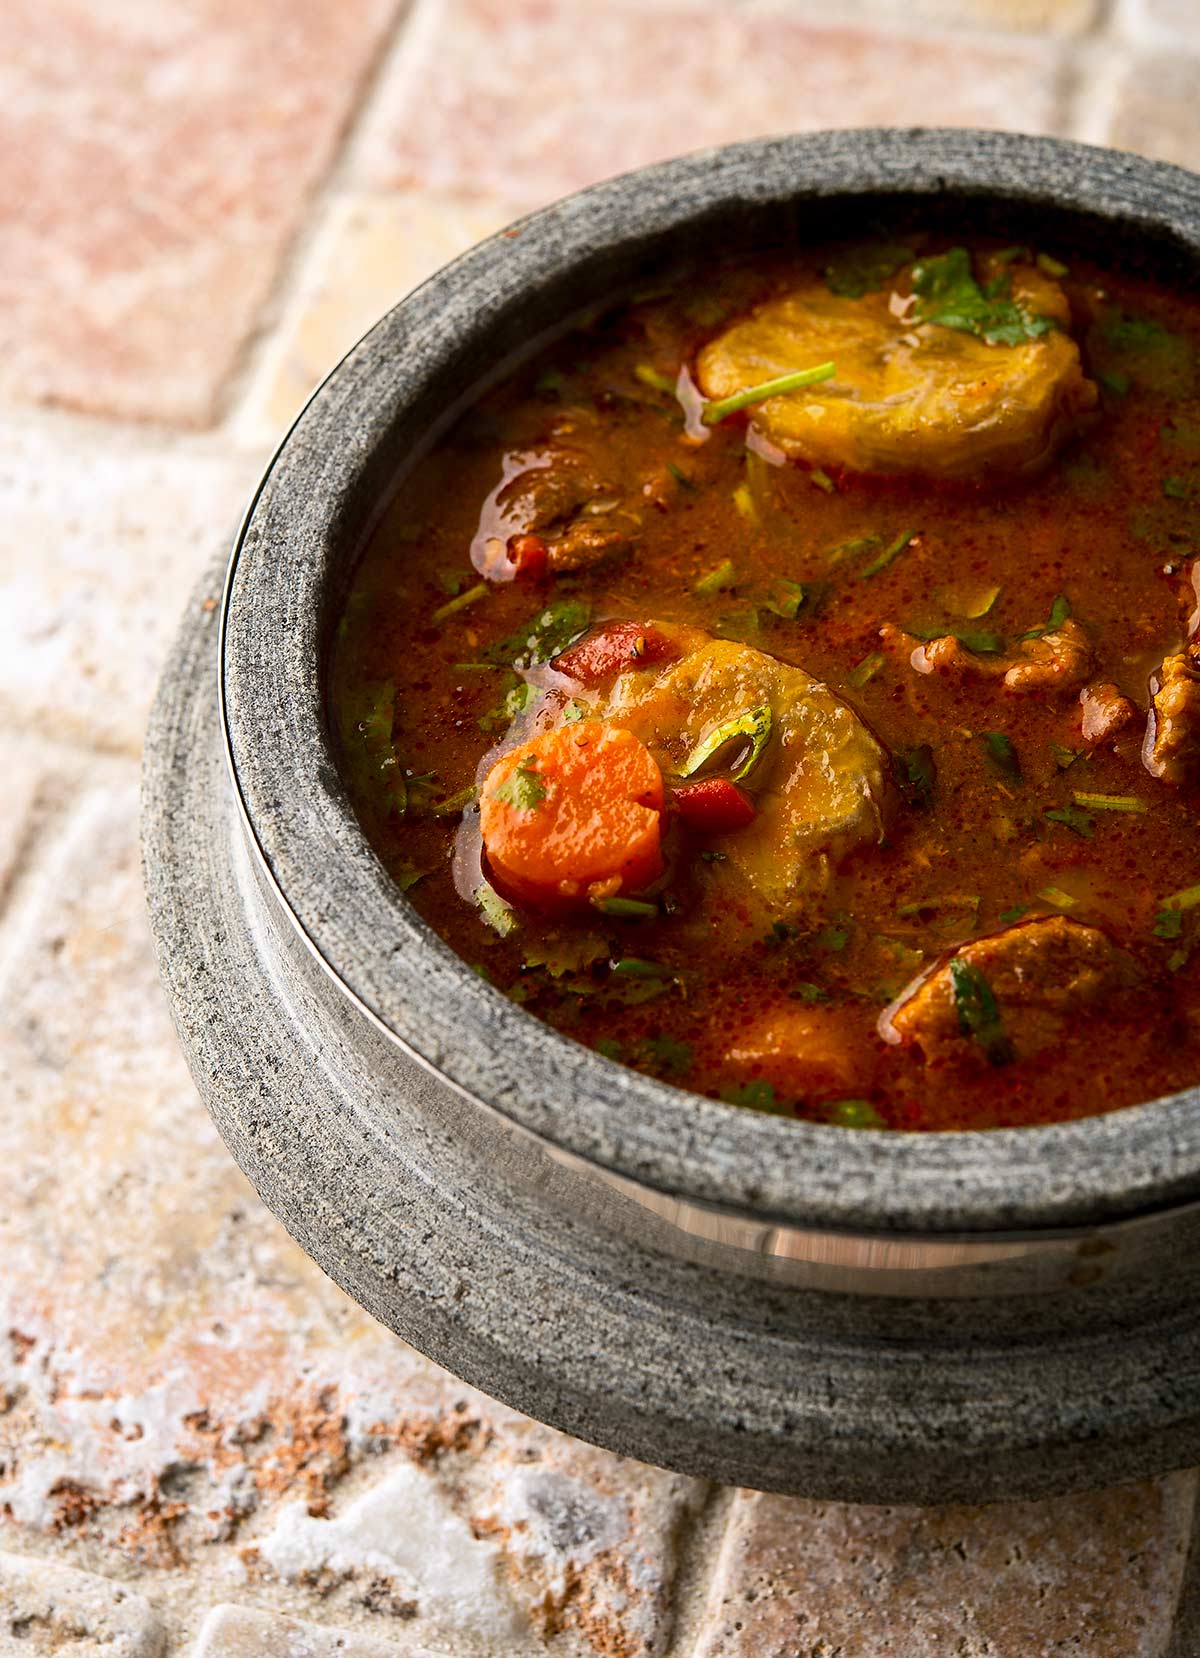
<box><xmin>878</xmin><ymin>623</ymin><xmax>1003</xmax><ymax>680</ymax></box>
<box><xmin>879</xmin><ymin>916</ymin><xmax>1140</xmax><ymax>1067</ymax></box>
<box><xmin>472</xmin><ymin>443</ymin><xmax>643</xmax><ymax>577</ymax></box>
<box><xmin>1080</xmin><ymin>680</ymin><xmax>1138</xmax><ymax>745</ymax></box>
<box><xmin>1144</xmin><ymin>648</ymin><xmax>1200</xmax><ymax>785</ymax></box>
<box><xmin>1002</xmin><ymin>619</ymin><xmax>1093</xmax><ymax>693</ymax></box>
<box><xmin>878</xmin><ymin>619</ymin><xmax>1093</xmax><ymax>694</ymax></box>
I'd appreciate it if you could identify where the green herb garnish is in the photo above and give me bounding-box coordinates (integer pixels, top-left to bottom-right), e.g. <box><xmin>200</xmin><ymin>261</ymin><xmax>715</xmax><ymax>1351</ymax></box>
<box><xmin>720</xmin><ymin>1080</ymin><xmax>779</xmax><ymax>1111</ymax></box>
<box><xmin>790</xmin><ymin>981</ymin><xmax>830</xmax><ymax>1003</ymax></box>
<box><xmin>1037</xmin><ymin>885</ymin><xmax>1078</xmax><ymax>910</ymax></box>
<box><xmin>595</xmin><ymin>1037</ymin><xmax>624</xmax><ymax>1062</ymax></box>
<box><xmin>1072</xmin><ymin>791</ymin><xmax>1147</xmax><ymax>814</ymax></box>
<box><xmin>476</xmin><ymin>882</ymin><xmax>517</xmax><ymax>937</ymax></box>
<box><xmin>1155</xmin><ymin>908</ymin><xmax>1185</xmax><ymax>940</ymax></box>
<box><xmin>982</xmin><ymin>731</ymin><xmax>1022</xmax><ymax>784</ymax></box>
<box><xmin>998</xmin><ymin>904</ymin><xmax>1029</xmax><ymax>925</ymax></box>
<box><xmin>1017</xmin><ymin>594</ymin><xmax>1071</xmax><ymax>640</ymax></box>
<box><xmin>847</xmin><ymin>651</ymin><xmax>885</xmax><ymax>689</ymax></box>
<box><xmin>634</xmin><ymin>363</ymin><xmax>676</xmax><ymax>394</ymax></box>
<box><xmin>1044</xmin><ymin>804</ymin><xmax>1094</xmax><ymax>838</ymax></box>
<box><xmin>395</xmin><ymin>865</ymin><xmax>430</xmax><ymax>892</ymax></box>
<box><xmin>906</xmin><ymin>624</ymin><xmax>1005</xmax><ymax>655</ymax></box>
<box><xmin>895</xmin><ymin>744</ymin><xmax>936</xmax><ymax>808</ymax></box>
<box><xmin>824</xmin><ymin>242</ymin><xmax>914</xmax><ymax>299</ymax></box>
<box><xmin>949</xmin><ymin>957</ymin><xmax>1014</xmax><ymax>1066</ymax></box>
<box><xmin>827</xmin><ymin>533</ymin><xmax>881</xmax><ymax>566</ymax></box>
<box><xmin>611</xmin><ymin>955</ymin><xmax>668</xmax><ymax>976</ymax></box>
<box><xmin>826</xmin><ymin>1099</ymin><xmax>885</xmax><ymax>1129</ymax></box>
<box><xmin>638</xmin><ymin>1035</ymin><xmax>693</xmax><ymax>1078</ymax></box>
<box><xmin>491</xmin><ymin>599</ymin><xmax>591</xmax><ymax>669</ymax></box>
<box><xmin>491</xmin><ymin>760</ymin><xmax>547</xmax><ymax>812</ymax></box>
<box><xmin>762</xmin><ymin>578</ymin><xmax>807</xmax><ymax>620</ymax></box>
<box><xmin>431</xmin><ymin>784</ymin><xmax>478</xmax><ymax>816</ymax></box>
<box><xmin>911</xmin><ymin>247</ymin><xmax>1057</xmax><ymax>346</ymax></box>
<box><xmin>694</xmin><ymin>558</ymin><xmax>737</xmax><ymax>596</ymax></box>
<box><xmin>701</xmin><ymin>361</ymin><xmax>836</xmax><ymax>426</ymax></box>
<box><xmin>1164</xmin><ymin>476</ymin><xmax>1190</xmax><ymax>500</ymax></box>
<box><xmin>809</xmin><ymin>468</ymin><xmax>836</xmax><ymax>494</ymax></box>
<box><xmin>861</xmin><ymin>528</ymin><xmax>917</xmax><ymax>579</ymax></box>
<box><xmin>595</xmin><ymin>897</ymin><xmax>659</xmax><ymax>919</ymax></box>
<box><xmin>431</xmin><ymin>580</ymin><xmax>489</xmax><ymax>625</ymax></box>
<box><xmin>681</xmin><ymin>705</ymin><xmax>772</xmax><ymax>782</ymax></box>
<box><xmin>667</xmin><ymin>461</ymin><xmax>696</xmax><ymax>490</ymax></box>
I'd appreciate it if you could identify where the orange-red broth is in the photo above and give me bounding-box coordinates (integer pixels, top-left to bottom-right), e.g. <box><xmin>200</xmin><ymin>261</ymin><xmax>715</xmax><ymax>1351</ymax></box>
<box><xmin>329</xmin><ymin>242</ymin><xmax>1200</xmax><ymax>1131</ymax></box>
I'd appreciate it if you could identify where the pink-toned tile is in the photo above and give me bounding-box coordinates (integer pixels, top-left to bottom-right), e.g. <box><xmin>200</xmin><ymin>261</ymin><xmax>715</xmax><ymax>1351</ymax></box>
<box><xmin>0</xmin><ymin>0</ymin><xmax>403</xmax><ymax>426</ymax></box>
<box><xmin>694</xmin><ymin>1483</ymin><xmax>1198</xmax><ymax>1658</ymax></box>
<box><xmin>360</xmin><ymin>0</ymin><xmax>1065</xmax><ymax>210</ymax></box>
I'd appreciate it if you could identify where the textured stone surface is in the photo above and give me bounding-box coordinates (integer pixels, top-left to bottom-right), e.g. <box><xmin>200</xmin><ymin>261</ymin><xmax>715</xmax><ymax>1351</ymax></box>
<box><xmin>238</xmin><ymin>192</ymin><xmax>517</xmax><ymax>446</ymax></box>
<box><xmin>791</xmin><ymin>0</ymin><xmax>1098</xmax><ymax>28</ymax></box>
<box><xmin>694</xmin><ymin>1480</ymin><xmax>1198</xmax><ymax>1657</ymax></box>
<box><xmin>194</xmin><ymin>1605</ymin><xmax>412</xmax><ymax>1657</ymax></box>
<box><xmin>0</xmin><ymin>0</ymin><xmax>402</xmax><ymax>424</ymax></box>
<box><xmin>1104</xmin><ymin>52</ymin><xmax>1200</xmax><ymax>172</ymax></box>
<box><xmin>1118</xmin><ymin>0</ymin><xmax>1200</xmax><ymax>45</ymax></box>
<box><xmin>0</xmin><ymin>1550</ymin><xmax>166</xmax><ymax>1655</ymax></box>
<box><xmin>361</xmin><ymin>0</ymin><xmax>1064</xmax><ymax>209</ymax></box>
<box><xmin>0</xmin><ymin>422</ymin><xmax>257</xmax><ymax>753</ymax></box>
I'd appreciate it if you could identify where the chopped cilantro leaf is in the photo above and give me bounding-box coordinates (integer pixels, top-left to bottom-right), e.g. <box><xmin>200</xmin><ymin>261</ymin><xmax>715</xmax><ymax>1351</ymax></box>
<box><xmin>860</xmin><ymin>527</ymin><xmax>917</xmax><ymax>579</ymax></box>
<box><xmin>1164</xmin><ymin>475</ymin><xmax>1191</xmax><ymax>500</ymax></box>
<box><xmin>1044</xmin><ymin>804</ymin><xmax>1094</xmax><ymax>839</ymax></box>
<box><xmin>596</xmin><ymin>1037</ymin><xmax>624</xmax><ymax>1062</ymax></box>
<box><xmin>911</xmin><ymin>247</ymin><xmax>1057</xmax><ymax>346</ymax></box>
<box><xmin>595</xmin><ymin>896</ymin><xmax>658</xmax><ymax>918</ymax></box>
<box><xmin>982</xmin><ymin>731</ymin><xmax>1022</xmax><ymax>784</ymax></box>
<box><xmin>720</xmin><ymin>1080</ymin><xmax>779</xmax><ymax>1112</ymax></box>
<box><xmin>491</xmin><ymin>760</ymin><xmax>547</xmax><ymax>811</ymax></box>
<box><xmin>637</xmin><ymin>1035</ymin><xmax>693</xmax><ymax>1078</ymax></box>
<box><xmin>611</xmin><ymin>955</ymin><xmax>668</xmax><ymax>977</ymax></box>
<box><xmin>1017</xmin><ymin>594</ymin><xmax>1071</xmax><ymax>640</ymax></box>
<box><xmin>826</xmin><ymin>1098</ymin><xmax>885</xmax><ymax>1129</ymax></box>
<box><xmin>949</xmin><ymin>957</ymin><xmax>1014</xmax><ymax>1066</ymax></box>
<box><xmin>790</xmin><ymin>981</ymin><xmax>830</xmax><ymax>1003</ymax></box>
<box><xmin>1155</xmin><ymin>908</ymin><xmax>1185</xmax><ymax>940</ymax></box>
<box><xmin>476</xmin><ymin>883</ymin><xmax>517</xmax><ymax>937</ymax></box>
<box><xmin>491</xmin><ymin>598</ymin><xmax>591</xmax><ymax>669</ymax></box>
<box><xmin>895</xmin><ymin>744</ymin><xmax>937</xmax><ymax>809</ymax></box>
<box><xmin>667</xmin><ymin>460</ymin><xmax>696</xmax><ymax>490</ymax></box>
<box><xmin>763</xmin><ymin>577</ymin><xmax>807</xmax><ymax>620</ymax></box>
<box><xmin>817</xmin><ymin>924</ymin><xmax>849</xmax><ymax>953</ymax></box>
<box><xmin>998</xmin><ymin>904</ymin><xmax>1029</xmax><ymax>925</ymax></box>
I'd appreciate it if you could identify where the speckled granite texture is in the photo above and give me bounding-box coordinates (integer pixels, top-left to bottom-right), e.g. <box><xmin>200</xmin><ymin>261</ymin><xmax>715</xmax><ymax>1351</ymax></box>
<box><xmin>5</xmin><ymin>0</ymin><xmax>1200</xmax><ymax>1651</ymax></box>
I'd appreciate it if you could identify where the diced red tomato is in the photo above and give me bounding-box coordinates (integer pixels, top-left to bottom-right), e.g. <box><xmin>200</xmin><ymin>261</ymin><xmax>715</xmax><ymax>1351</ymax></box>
<box><xmin>673</xmin><ymin>777</ymin><xmax>757</xmax><ymax>834</ymax></box>
<box><xmin>553</xmin><ymin>621</ymin><xmax>681</xmax><ymax>684</ymax></box>
<box><xmin>508</xmin><ymin>533</ymin><xmax>549</xmax><ymax>579</ymax></box>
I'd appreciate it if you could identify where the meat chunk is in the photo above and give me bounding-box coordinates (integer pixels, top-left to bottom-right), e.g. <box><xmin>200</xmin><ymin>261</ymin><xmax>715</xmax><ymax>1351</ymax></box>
<box><xmin>1080</xmin><ymin>680</ymin><xmax>1138</xmax><ymax>745</ymax></box>
<box><xmin>1144</xmin><ymin>648</ymin><xmax>1200</xmax><ymax>785</ymax></box>
<box><xmin>879</xmin><ymin>916</ymin><xmax>1139</xmax><ymax>1068</ymax></box>
<box><xmin>696</xmin><ymin>258</ymin><xmax>1095</xmax><ymax>479</ymax></box>
<box><xmin>878</xmin><ymin>619</ymin><xmax>1093</xmax><ymax>695</ymax></box>
<box><xmin>472</xmin><ymin>442</ymin><xmax>642</xmax><ymax>578</ymax></box>
<box><xmin>1002</xmin><ymin>619</ymin><xmax>1094</xmax><ymax>693</ymax></box>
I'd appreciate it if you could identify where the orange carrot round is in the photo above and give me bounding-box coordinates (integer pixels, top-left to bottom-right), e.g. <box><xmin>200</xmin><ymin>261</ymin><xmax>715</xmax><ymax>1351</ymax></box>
<box><xmin>480</xmin><ymin>721</ymin><xmax>664</xmax><ymax>910</ymax></box>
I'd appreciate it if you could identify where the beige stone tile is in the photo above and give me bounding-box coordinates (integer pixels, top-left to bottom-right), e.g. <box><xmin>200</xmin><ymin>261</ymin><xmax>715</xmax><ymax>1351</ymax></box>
<box><xmin>0</xmin><ymin>1549</ymin><xmax>166</xmax><ymax>1655</ymax></box>
<box><xmin>237</xmin><ymin>191</ymin><xmax>519</xmax><ymax>449</ymax></box>
<box><xmin>693</xmin><ymin>1480</ymin><xmax>1198</xmax><ymax>1657</ymax></box>
<box><xmin>358</xmin><ymin>0</ymin><xmax>1066</xmax><ymax>211</ymax></box>
<box><xmin>767</xmin><ymin>0</ymin><xmax>1098</xmax><ymax>31</ymax></box>
<box><xmin>1117</xmin><ymin>0</ymin><xmax>1200</xmax><ymax>48</ymax></box>
<box><xmin>0</xmin><ymin>777</ymin><xmax>701</xmax><ymax>1655</ymax></box>
<box><xmin>0</xmin><ymin>0</ymin><xmax>403</xmax><ymax>426</ymax></box>
<box><xmin>194</xmin><ymin>1604</ymin><xmax>420</xmax><ymax>1656</ymax></box>
<box><xmin>1104</xmin><ymin>51</ymin><xmax>1200</xmax><ymax>171</ymax></box>
<box><xmin>0</xmin><ymin>420</ymin><xmax>258</xmax><ymax>754</ymax></box>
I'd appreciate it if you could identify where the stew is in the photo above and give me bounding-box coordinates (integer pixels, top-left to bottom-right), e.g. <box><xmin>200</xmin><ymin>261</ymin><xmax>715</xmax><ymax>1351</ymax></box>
<box><xmin>329</xmin><ymin>233</ymin><xmax>1200</xmax><ymax>1131</ymax></box>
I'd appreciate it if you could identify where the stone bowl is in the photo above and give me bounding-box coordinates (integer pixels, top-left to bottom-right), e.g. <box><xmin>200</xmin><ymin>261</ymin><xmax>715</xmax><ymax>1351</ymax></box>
<box><xmin>143</xmin><ymin>128</ymin><xmax>1200</xmax><ymax>1504</ymax></box>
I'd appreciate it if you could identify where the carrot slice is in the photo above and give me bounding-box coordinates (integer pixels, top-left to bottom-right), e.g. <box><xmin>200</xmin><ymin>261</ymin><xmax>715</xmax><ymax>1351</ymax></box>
<box><xmin>553</xmin><ymin>621</ymin><xmax>681</xmax><ymax>684</ymax></box>
<box><xmin>480</xmin><ymin>721</ymin><xmax>664</xmax><ymax>909</ymax></box>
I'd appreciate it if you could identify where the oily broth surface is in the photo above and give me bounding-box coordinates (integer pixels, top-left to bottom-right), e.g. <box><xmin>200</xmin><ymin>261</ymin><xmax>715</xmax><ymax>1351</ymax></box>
<box><xmin>329</xmin><ymin>241</ymin><xmax>1200</xmax><ymax>1131</ymax></box>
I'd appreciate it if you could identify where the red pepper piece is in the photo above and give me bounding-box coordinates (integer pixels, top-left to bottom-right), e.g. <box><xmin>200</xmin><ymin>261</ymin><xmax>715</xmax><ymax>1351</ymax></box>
<box><xmin>508</xmin><ymin>533</ymin><xmax>549</xmax><ymax>579</ymax></box>
<box><xmin>554</xmin><ymin>621</ymin><xmax>681</xmax><ymax>684</ymax></box>
<box><xmin>673</xmin><ymin>777</ymin><xmax>757</xmax><ymax>834</ymax></box>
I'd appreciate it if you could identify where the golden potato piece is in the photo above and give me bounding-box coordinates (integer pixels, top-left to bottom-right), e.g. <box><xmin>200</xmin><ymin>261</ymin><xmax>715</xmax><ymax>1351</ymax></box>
<box><xmin>600</xmin><ymin>635</ymin><xmax>892</xmax><ymax>917</ymax></box>
<box><xmin>696</xmin><ymin>260</ymin><xmax>1096</xmax><ymax>479</ymax></box>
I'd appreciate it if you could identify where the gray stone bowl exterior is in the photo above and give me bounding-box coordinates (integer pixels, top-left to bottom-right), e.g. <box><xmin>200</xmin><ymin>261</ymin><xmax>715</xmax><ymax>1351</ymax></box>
<box><xmin>143</xmin><ymin>128</ymin><xmax>1200</xmax><ymax>1503</ymax></box>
